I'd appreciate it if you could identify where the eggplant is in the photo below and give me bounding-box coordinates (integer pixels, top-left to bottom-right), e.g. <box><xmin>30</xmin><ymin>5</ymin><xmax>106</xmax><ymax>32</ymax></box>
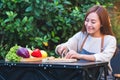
<box><xmin>16</xmin><ymin>47</ymin><xmax>30</xmax><ymax>58</ymax></box>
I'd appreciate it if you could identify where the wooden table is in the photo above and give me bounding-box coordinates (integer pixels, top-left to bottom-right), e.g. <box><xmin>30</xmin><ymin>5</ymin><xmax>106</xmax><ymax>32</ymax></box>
<box><xmin>0</xmin><ymin>60</ymin><xmax>108</xmax><ymax>80</ymax></box>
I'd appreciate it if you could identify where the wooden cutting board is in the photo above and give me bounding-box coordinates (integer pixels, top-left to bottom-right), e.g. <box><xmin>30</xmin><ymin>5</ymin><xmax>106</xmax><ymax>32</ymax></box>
<box><xmin>42</xmin><ymin>58</ymin><xmax>77</xmax><ymax>63</ymax></box>
<box><xmin>20</xmin><ymin>56</ymin><xmax>55</xmax><ymax>62</ymax></box>
<box><xmin>20</xmin><ymin>57</ymin><xmax>77</xmax><ymax>63</ymax></box>
<box><xmin>20</xmin><ymin>57</ymin><xmax>42</xmax><ymax>62</ymax></box>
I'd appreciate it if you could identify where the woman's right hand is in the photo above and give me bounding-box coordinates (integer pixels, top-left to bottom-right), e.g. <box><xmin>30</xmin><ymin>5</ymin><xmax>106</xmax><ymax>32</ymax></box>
<box><xmin>57</xmin><ymin>46</ymin><xmax>69</xmax><ymax>57</ymax></box>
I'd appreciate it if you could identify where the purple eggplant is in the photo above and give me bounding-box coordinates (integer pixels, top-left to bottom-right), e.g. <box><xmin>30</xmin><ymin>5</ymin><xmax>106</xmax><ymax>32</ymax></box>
<box><xmin>16</xmin><ymin>47</ymin><xmax>30</xmax><ymax>58</ymax></box>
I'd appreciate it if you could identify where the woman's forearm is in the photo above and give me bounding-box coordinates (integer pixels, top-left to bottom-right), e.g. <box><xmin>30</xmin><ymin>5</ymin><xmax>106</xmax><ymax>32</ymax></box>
<box><xmin>79</xmin><ymin>54</ymin><xmax>96</xmax><ymax>61</ymax></box>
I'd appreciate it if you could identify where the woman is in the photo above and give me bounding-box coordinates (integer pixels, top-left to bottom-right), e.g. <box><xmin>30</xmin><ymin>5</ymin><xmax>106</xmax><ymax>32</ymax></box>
<box><xmin>55</xmin><ymin>5</ymin><xmax>117</xmax><ymax>79</ymax></box>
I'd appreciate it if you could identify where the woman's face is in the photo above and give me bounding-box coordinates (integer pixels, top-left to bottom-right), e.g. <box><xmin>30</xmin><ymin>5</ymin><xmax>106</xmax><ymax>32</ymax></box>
<box><xmin>85</xmin><ymin>12</ymin><xmax>101</xmax><ymax>37</ymax></box>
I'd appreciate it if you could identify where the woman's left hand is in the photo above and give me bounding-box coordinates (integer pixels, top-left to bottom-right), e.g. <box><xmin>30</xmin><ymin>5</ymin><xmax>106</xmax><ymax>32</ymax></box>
<box><xmin>65</xmin><ymin>50</ymin><xmax>81</xmax><ymax>59</ymax></box>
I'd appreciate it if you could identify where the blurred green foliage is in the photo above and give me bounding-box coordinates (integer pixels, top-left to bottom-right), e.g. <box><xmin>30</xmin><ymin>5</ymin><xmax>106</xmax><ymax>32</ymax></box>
<box><xmin>0</xmin><ymin>0</ymin><xmax>115</xmax><ymax>59</ymax></box>
<box><xmin>110</xmin><ymin>1</ymin><xmax>120</xmax><ymax>44</ymax></box>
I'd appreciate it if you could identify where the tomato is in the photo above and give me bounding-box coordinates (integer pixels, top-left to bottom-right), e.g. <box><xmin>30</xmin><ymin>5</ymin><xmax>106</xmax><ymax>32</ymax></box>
<box><xmin>31</xmin><ymin>49</ymin><xmax>42</xmax><ymax>57</ymax></box>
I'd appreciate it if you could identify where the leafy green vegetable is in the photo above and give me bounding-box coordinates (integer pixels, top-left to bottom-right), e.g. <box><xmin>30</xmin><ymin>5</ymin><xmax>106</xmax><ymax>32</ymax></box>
<box><xmin>5</xmin><ymin>45</ymin><xmax>21</xmax><ymax>62</ymax></box>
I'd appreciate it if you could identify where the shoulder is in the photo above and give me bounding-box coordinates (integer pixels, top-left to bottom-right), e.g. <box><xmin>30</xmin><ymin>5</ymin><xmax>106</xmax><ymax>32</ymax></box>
<box><xmin>104</xmin><ymin>35</ymin><xmax>117</xmax><ymax>45</ymax></box>
<box><xmin>104</xmin><ymin>35</ymin><xmax>116</xmax><ymax>41</ymax></box>
<box><xmin>73</xmin><ymin>31</ymin><xmax>88</xmax><ymax>38</ymax></box>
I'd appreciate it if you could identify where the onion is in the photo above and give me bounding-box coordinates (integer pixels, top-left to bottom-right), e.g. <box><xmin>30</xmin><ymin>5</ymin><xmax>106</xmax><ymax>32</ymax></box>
<box><xmin>16</xmin><ymin>47</ymin><xmax>30</xmax><ymax>58</ymax></box>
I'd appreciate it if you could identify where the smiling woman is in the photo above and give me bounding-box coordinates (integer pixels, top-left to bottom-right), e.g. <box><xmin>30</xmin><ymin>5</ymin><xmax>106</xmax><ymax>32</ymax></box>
<box><xmin>84</xmin><ymin>12</ymin><xmax>101</xmax><ymax>36</ymax></box>
<box><xmin>55</xmin><ymin>5</ymin><xmax>117</xmax><ymax>79</ymax></box>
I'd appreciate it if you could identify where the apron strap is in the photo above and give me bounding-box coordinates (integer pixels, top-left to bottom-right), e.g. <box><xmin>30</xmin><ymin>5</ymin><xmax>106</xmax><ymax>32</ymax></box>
<box><xmin>80</xmin><ymin>34</ymin><xmax>104</xmax><ymax>52</ymax></box>
<box><xmin>80</xmin><ymin>34</ymin><xmax>89</xmax><ymax>51</ymax></box>
<box><xmin>101</xmin><ymin>35</ymin><xmax>104</xmax><ymax>52</ymax></box>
